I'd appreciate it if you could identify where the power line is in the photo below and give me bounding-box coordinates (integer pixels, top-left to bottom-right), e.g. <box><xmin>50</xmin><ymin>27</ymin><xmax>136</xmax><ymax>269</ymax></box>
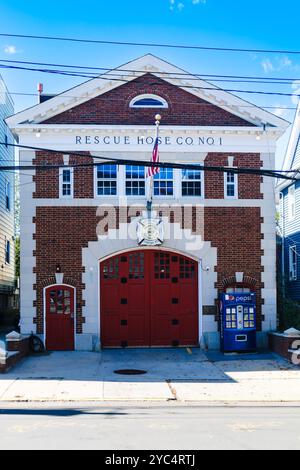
<box><xmin>0</xmin><ymin>90</ymin><xmax>295</xmax><ymax>112</ymax></box>
<box><xmin>0</xmin><ymin>89</ymin><xmax>296</xmax><ymax>111</ymax></box>
<box><xmin>0</xmin><ymin>33</ymin><xmax>300</xmax><ymax>55</ymax></box>
<box><xmin>1</xmin><ymin>58</ymin><xmax>300</xmax><ymax>83</ymax></box>
<box><xmin>1</xmin><ymin>63</ymin><xmax>300</xmax><ymax>98</ymax></box>
<box><xmin>0</xmin><ymin>141</ymin><xmax>296</xmax><ymax>181</ymax></box>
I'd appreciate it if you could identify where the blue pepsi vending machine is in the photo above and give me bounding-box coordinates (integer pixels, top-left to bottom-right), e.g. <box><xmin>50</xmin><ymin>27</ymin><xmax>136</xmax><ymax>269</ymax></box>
<box><xmin>220</xmin><ymin>292</ymin><xmax>257</xmax><ymax>352</ymax></box>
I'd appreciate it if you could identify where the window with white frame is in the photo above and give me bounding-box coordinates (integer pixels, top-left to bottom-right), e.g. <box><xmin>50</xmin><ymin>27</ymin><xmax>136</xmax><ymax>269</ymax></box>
<box><xmin>60</xmin><ymin>168</ymin><xmax>73</xmax><ymax>197</ymax></box>
<box><xmin>5</xmin><ymin>239</ymin><xmax>10</xmax><ymax>264</ymax></box>
<box><xmin>125</xmin><ymin>165</ymin><xmax>145</xmax><ymax>196</ymax></box>
<box><xmin>129</xmin><ymin>94</ymin><xmax>168</xmax><ymax>109</ymax></box>
<box><xmin>5</xmin><ymin>180</ymin><xmax>10</xmax><ymax>211</ymax></box>
<box><xmin>288</xmin><ymin>184</ymin><xmax>296</xmax><ymax>221</ymax></box>
<box><xmin>182</xmin><ymin>169</ymin><xmax>202</xmax><ymax>197</ymax></box>
<box><xmin>224</xmin><ymin>171</ymin><xmax>238</xmax><ymax>198</ymax></box>
<box><xmin>289</xmin><ymin>245</ymin><xmax>297</xmax><ymax>281</ymax></box>
<box><xmin>154</xmin><ymin>168</ymin><xmax>173</xmax><ymax>196</ymax></box>
<box><xmin>96</xmin><ymin>164</ymin><xmax>117</xmax><ymax>196</ymax></box>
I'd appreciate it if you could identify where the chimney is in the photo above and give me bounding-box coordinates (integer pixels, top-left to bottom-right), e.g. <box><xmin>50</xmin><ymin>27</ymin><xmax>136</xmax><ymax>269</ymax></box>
<box><xmin>37</xmin><ymin>83</ymin><xmax>43</xmax><ymax>103</ymax></box>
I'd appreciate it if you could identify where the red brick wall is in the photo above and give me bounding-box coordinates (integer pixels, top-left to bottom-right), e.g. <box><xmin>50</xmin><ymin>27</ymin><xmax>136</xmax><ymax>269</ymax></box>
<box><xmin>33</xmin><ymin>151</ymin><xmax>262</xmax><ymax>200</ymax></box>
<box><xmin>204</xmin><ymin>153</ymin><xmax>263</xmax><ymax>199</ymax></box>
<box><xmin>33</xmin><ymin>152</ymin><xmax>93</xmax><ymax>199</ymax></box>
<box><xmin>44</xmin><ymin>74</ymin><xmax>255</xmax><ymax>127</ymax></box>
<box><xmin>34</xmin><ymin>207</ymin><xmax>99</xmax><ymax>334</ymax></box>
<box><xmin>205</xmin><ymin>207</ymin><xmax>263</xmax><ymax>330</ymax></box>
<box><xmin>33</xmin><ymin>205</ymin><xmax>264</xmax><ymax>333</ymax></box>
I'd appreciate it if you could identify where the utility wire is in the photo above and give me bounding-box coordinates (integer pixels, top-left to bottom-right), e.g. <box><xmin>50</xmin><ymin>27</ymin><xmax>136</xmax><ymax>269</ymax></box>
<box><xmin>1</xmin><ymin>63</ymin><xmax>300</xmax><ymax>98</ymax></box>
<box><xmin>1</xmin><ymin>58</ymin><xmax>300</xmax><ymax>84</ymax></box>
<box><xmin>0</xmin><ymin>89</ymin><xmax>295</xmax><ymax>111</ymax></box>
<box><xmin>0</xmin><ymin>142</ymin><xmax>296</xmax><ymax>181</ymax></box>
<box><xmin>0</xmin><ymin>33</ymin><xmax>300</xmax><ymax>55</ymax></box>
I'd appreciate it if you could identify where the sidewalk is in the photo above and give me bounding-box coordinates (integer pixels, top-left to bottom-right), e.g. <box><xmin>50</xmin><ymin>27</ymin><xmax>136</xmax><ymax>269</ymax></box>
<box><xmin>0</xmin><ymin>348</ymin><xmax>299</xmax><ymax>403</ymax></box>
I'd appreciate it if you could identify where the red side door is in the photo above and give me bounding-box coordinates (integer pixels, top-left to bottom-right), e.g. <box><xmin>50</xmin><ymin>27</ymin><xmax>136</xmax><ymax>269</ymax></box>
<box><xmin>45</xmin><ymin>285</ymin><xmax>75</xmax><ymax>351</ymax></box>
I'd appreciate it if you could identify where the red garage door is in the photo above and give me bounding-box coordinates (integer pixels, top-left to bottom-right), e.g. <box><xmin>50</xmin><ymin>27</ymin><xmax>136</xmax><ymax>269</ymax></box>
<box><xmin>100</xmin><ymin>250</ymin><xmax>198</xmax><ymax>347</ymax></box>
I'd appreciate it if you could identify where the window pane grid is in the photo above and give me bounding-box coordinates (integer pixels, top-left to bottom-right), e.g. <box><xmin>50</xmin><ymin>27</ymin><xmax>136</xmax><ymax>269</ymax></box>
<box><xmin>61</xmin><ymin>169</ymin><xmax>72</xmax><ymax>196</ymax></box>
<box><xmin>225</xmin><ymin>171</ymin><xmax>237</xmax><ymax>198</ymax></box>
<box><xmin>182</xmin><ymin>170</ymin><xmax>202</xmax><ymax>196</ymax></box>
<box><xmin>154</xmin><ymin>169</ymin><xmax>173</xmax><ymax>196</ymax></box>
<box><xmin>126</xmin><ymin>165</ymin><xmax>145</xmax><ymax>196</ymax></box>
<box><xmin>97</xmin><ymin>164</ymin><xmax>117</xmax><ymax>196</ymax></box>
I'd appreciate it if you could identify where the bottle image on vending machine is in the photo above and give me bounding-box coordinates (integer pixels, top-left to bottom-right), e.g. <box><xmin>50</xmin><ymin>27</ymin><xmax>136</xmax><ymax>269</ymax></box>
<box><xmin>220</xmin><ymin>292</ymin><xmax>257</xmax><ymax>353</ymax></box>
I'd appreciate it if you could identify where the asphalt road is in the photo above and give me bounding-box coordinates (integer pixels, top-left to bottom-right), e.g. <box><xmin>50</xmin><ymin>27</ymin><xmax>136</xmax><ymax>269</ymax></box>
<box><xmin>0</xmin><ymin>402</ymin><xmax>300</xmax><ymax>450</ymax></box>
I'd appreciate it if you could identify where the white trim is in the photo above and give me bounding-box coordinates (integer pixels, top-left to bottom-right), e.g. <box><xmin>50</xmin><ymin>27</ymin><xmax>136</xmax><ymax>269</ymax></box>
<box><xmin>129</xmin><ymin>94</ymin><xmax>168</xmax><ymax>109</ymax></box>
<box><xmin>27</xmin><ymin>197</ymin><xmax>269</xmax><ymax>207</ymax></box>
<box><xmin>288</xmin><ymin>183</ymin><xmax>296</xmax><ymax>221</ymax></box>
<box><xmin>198</xmin><ymin>261</ymin><xmax>203</xmax><ymax>345</ymax></box>
<box><xmin>181</xmin><ymin>166</ymin><xmax>204</xmax><ymax>199</ymax></box>
<box><xmin>93</xmin><ymin>162</ymin><xmax>118</xmax><ymax>198</ymax></box>
<box><xmin>11</xmin><ymin>123</ymin><xmax>285</xmax><ymax>135</ymax></box>
<box><xmin>282</xmin><ymin>100</ymin><xmax>300</xmax><ymax>172</ymax></box>
<box><xmin>43</xmin><ymin>283</ymin><xmax>76</xmax><ymax>351</ymax></box>
<box><xmin>289</xmin><ymin>245</ymin><xmax>297</xmax><ymax>281</ymax></box>
<box><xmin>5</xmin><ymin>179</ymin><xmax>11</xmax><ymax>212</ymax></box>
<box><xmin>224</xmin><ymin>170</ymin><xmax>238</xmax><ymax>199</ymax></box>
<box><xmin>124</xmin><ymin>164</ymin><xmax>146</xmax><ymax>198</ymax></box>
<box><xmin>59</xmin><ymin>167</ymin><xmax>74</xmax><ymax>199</ymax></box>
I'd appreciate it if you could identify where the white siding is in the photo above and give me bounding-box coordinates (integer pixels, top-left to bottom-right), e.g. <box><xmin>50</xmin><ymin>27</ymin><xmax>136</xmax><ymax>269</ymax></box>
<box><xmin>0</xmin><ymin>74</ymin><xmax>15</xmax><ymax>292</ymax></box>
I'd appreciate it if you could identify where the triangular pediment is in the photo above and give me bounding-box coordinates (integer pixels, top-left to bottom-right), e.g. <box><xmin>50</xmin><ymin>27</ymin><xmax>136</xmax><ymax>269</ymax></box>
<box><xmin>6</xmin><ymin>54</ymin><xmax>289</xmax><ymax>130</ymax></box>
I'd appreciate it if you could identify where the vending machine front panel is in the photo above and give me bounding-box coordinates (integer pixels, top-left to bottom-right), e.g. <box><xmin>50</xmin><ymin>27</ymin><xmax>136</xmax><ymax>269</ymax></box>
<box><xmin>220</xmin><ymin>292</ymin><xmax>257</xmax><ymax>352</ymax></box>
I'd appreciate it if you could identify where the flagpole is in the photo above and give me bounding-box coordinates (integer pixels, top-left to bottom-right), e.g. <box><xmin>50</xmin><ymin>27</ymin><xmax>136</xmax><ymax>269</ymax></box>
<box><xmin>147</xmin><ymin>114</ymin><xmax>161</xmax><ymax>215</ymax></box>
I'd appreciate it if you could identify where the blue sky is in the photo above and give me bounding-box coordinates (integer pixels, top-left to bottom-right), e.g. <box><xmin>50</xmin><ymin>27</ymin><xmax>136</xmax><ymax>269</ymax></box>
<box><xmin>1</xmin><ymin>0</ymin><xmax>300</xmax><ymax>165</ymax></box>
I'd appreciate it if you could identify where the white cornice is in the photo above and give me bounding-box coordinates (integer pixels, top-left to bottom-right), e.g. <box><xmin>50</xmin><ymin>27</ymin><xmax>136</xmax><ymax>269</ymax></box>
<box><xmin>12</xmin><ymin>124</ymin><xmax>284</xmax><ymax>138</ymax></box>
<box><xmin>6</xmin><ymin>54</ymin><xmax>289</xmax><ymax>131</ymax></box>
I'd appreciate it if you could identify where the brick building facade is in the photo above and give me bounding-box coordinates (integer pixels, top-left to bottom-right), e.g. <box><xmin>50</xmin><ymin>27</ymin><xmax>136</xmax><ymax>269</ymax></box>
<box><xmin>7</xmin><ymin>54</ymin><xmax>288</xmax><ymax>350</ymax></box>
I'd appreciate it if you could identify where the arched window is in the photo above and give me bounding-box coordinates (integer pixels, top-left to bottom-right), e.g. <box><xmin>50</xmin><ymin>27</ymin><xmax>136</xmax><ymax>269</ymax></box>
<box><xmin>129</xmin><ymin>94</ymin><xmax>168</xmax><ymax>109</ymax></box>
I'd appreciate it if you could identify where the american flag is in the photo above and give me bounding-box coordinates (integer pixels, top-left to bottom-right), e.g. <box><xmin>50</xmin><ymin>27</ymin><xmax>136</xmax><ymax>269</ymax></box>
<box><xmin>147</xmin><ymin>137</ymin><xmax>160</xmax><ymax>178</ymax></box>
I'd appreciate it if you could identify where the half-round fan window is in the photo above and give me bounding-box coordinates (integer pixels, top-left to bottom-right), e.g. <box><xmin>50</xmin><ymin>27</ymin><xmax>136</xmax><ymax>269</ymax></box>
<box><xmin>129</xmin><ymin>94</ymin><xmax>168</xmax><ymax>109</ymax></box>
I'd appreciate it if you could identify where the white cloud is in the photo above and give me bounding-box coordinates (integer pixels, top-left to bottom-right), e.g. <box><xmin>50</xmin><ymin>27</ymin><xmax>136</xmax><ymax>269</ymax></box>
<box><xmin>261</xmin><ymin>55</ymin><xmax>298</xmax><ymax>74</ymax></box>
<box><xmin>4</xmin><ymin>45</ymin><xmax>18</xmax><ymax>54</ymax></box>
<box><xmin>261</xmin><ymin>58</ymin><xmax>275</xmax><ymax>73</ymax></box>
<box><xmin>169</xmin><ymin>0</ymin><xmax>206</xmax><ymax>11</ymax></box>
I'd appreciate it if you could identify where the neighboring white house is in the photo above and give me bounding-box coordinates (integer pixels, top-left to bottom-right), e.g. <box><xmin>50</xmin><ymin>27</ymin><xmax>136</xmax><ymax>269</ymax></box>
<box><xmin>0</xmin><ymin>74</ymin><xmax>16</xmax><ymax>324</ymax></box>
